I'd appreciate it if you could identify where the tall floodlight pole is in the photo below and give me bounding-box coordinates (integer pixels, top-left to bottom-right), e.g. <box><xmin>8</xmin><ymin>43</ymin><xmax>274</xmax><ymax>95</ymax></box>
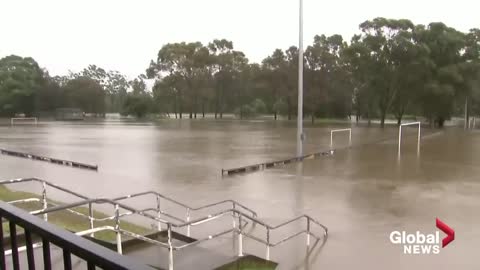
<box><xmin>296</xmin><ymin>0</ymin><xmax>304</xmax><ymax>157</ymax></box>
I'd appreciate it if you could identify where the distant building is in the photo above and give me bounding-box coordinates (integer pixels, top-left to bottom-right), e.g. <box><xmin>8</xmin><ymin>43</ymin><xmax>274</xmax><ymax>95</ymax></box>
<box><xmin>55</xmin><ymin>108</ymin><xmax>84</xmax><ymax>121</ymax></box>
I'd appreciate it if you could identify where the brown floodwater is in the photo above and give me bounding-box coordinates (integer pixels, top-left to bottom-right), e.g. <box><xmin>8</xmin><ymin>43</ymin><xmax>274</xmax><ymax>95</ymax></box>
<box><xmin>1</xmin><ymin>118</ymin><xmax>479</xmax><ymax>269</ymax></box>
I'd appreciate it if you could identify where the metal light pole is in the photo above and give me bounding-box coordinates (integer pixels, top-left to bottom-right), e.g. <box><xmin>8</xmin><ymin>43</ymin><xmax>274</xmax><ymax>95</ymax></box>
<box><xmin>296</xmin><ymin>0</ymin><xmax>304</xmax><ymax>157</ymax></box>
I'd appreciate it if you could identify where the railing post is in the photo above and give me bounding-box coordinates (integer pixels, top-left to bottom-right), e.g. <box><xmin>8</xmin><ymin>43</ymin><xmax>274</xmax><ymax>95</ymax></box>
<box><xmin>238</xmin><ymin>215</ymin><xmax>243</xmax><ymax>257</ymax></box>
<box><xmin>232</xmin><ymin>204</ymin><xmax>236</xmax><ymax>229</ymax></box>
<box><xmin>114</xmin><ymin>204</ymin><xmax>122</xmax><ymax>255</ymax></box>
<box><xmin>168</xmin><ymin>224</ymin><xmax>174</xmax><ymax>270</ymax></box>
<box><xmin>156</xmin><ymin>195</ymin><xmax>162</xmax><ymax>231</ymax></box>
<box><xmin>306</xmin><ymin>218</ymin><xmax>311</xmax><ymax>247</ymax></box>
<box><xmin>186</xmin><ymin>208</ymin><xmax>191</xmax><ymax>237</ymax></box>
<box><xmin>266</xmin><ymin>229</ymin><xmax>270</xmax><ymax>260</ymax></box>
<box><xmin>41</xmin><ymin>182</ymin><xmax>48</xmax><ymax>221</ymax></box>
<box><xmin>88</xmin><ymin>202</ymin><xmax>94</xmax><ymax>238</ymax></box>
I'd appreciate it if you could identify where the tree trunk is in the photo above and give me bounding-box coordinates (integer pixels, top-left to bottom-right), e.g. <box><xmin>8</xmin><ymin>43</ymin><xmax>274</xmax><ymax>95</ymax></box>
<box><xmin>465</xmin><ymin>96</ymin><xmax>469</xmax><ymax>130</ymax></box>
<box><xmin>274</xmin><ymin>111</ymin><xmax>277</xmax><ymax>120</ymax></box>
<box><xmin>202</xmin><ymin>101</ymin><xmax>205</xmax><ymax>118</ymax></box>
<box><xmin>174</xmin><ymin>96</ymin><xmax>178</xmax><ymax>119</ymax></box>
<box><xmin>311</xmin><ymin>114</ymin><xmax>314</xmax><ymax>124</ymax></box>
<box><xmin>287</xmin><ymin>99</ymin><xmax>292</xmax><ymax>120</ymax></box>
<box><xmin>194</xmin><ymin>93</ymin><xmax>198</xmax><ymax>119</ymax></box>
<box><xmin>215</xmin><ymin>90</ymin><xmax>219</xmax><ymax>119</ymax></box>
<box><xmin>380</xmin><ymin>110</ymin><xmax>386</xmax><ymax>128</ymax></box>
<box><xmin>437</xmin><ymin>117</ymin><xmax>445</xmax><ymax>128</ymax></box>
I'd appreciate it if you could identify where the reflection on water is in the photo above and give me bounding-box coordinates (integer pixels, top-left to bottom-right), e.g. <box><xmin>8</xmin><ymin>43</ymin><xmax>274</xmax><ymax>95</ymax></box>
<box><xmin>0</xmin><ymin>119</ymin><xmax>479</xmax><ymax>269</ymax></box>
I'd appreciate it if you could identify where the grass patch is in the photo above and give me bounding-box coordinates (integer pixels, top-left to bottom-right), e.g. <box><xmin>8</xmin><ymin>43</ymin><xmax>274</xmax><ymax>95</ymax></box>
<box><xmin>215</xmin><ymin>255</ymin><xmax>277</xmax><ymax>270</ymax></box>
<box><xmin>0</xmin><ymin>185</ymin><xmax>150</xmax><ymax>242</ymax></box>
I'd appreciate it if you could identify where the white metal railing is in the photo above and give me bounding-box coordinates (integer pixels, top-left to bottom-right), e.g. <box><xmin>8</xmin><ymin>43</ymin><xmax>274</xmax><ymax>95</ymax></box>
<box><xmin>330</xmin><ymin>128</ymin><xmax>352</xmax><ymax>148</ymax></box>
<box><xmin>0</xmin><ymin>178</ymin><xmax>328</xmax><ymax>270</ymax></box>
<box><xmin>398</xmin><ymin>122</ymin><xmax>421</xmax><ymax>158</ymax></box>
<box><xmin>111</xmin><ymin>191</ymin><xmax>257</xmax><ymax>237</ymax></box>
<box><xmin>33</xmin><ymin>199</ymin><xmax>327</xmax><ymax>270</ymax></box>
<box><xmin>10</xmin><ymin>117</ymin><xmax>38</xmax><ymax>126</ymax></box>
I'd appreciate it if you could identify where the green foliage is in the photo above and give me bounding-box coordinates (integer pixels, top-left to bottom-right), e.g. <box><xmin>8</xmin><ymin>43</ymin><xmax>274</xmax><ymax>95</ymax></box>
<box><xmin>0</xmin><ymin>55</ymin><xmax>46</xmax><ymax>116</ymax></box>
<box><xmin>234</xmin><ymin>98</ymin><xmax>267</xmax><ymax>118</ymax></box>
<box><xmin>122</xmin><ymin>93</ymin><xmax>153</xmax><ymax>118</ymax></box>
<box><xmin>2</xmin><ymin>18</ymin><xmax>479</xmax><ymax>126</ymax></box>
<box><xmin>63</xmin><ymin>76</ymin><xmax>106</xmax><ymax>115</ymax></box>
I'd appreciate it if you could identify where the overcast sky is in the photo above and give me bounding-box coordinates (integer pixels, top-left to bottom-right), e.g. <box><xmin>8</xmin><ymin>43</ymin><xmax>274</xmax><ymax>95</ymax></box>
<box><xmin>0</xmin><ymin>0</ymin><xmax>477</xmax><ymax>79</ymax></box>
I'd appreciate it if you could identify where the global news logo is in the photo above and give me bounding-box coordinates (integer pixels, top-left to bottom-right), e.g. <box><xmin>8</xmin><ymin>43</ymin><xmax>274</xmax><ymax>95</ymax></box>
<box><xmin>389</xmin><ymin>218</ymin><xmax>455</xmax><ymax>255</ymax></box>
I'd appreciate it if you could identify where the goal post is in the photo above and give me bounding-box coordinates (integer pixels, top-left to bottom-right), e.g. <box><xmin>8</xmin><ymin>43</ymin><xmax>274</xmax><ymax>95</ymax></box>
<box><xmin>330</xmin><ymin>128</ymin><xmax>352</xmax><ymax>148</ymax></box>
<box><xmin>11</xmin><ymin>117</ymin><xmax>38</xmax><ymax>126</ymax></box>
<box><xmin>469</xmin><ymin>117</ymin><xmax>476</xmax><ymax>129</ymax></box>
<box><xmin>398</xmin><ymin>122</ymin><xmax>421</xmax><ymax>158</ymax></box>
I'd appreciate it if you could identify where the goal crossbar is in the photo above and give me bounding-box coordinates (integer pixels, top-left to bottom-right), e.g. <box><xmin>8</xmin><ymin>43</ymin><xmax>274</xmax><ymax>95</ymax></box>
<box><xmin>330</xmin><ymin>128</ymin><xmax>352</xmax><ymax>148</ymax></box>
<box><xmin>398</xmin><ymin>122</ymin><xmax>421</xmax><ymax>158</ymax></box>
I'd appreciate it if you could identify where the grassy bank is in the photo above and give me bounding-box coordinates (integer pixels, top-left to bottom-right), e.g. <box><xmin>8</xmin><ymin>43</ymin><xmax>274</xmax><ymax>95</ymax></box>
<box><xmin>0</xmin><ymin>185</ymin><xmax>150</xmax><ymax>242</ymax></box>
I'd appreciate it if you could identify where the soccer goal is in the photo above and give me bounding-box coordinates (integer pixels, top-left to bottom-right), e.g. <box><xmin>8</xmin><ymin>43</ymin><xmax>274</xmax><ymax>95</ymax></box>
<box><xmin>398</xmin><ymin>122</ymin><xmax>421</xmax><ymax>158</ymax></box>
<box><xmin>469</xmin><ymin>117</ymin><xmax>476</xmax><ymax>129</ymax></box>
<box><xmin>11</xmin><ymin>117</ymin><xmax>38</xmax><ymax>126</ymax></box>
<box><xmin>330</xmin><ymin>128</ymin><xmax>352</xmax><ymax>148</ymax></box>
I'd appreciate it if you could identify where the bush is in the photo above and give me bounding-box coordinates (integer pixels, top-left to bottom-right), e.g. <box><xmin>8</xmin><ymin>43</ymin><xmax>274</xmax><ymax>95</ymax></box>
<box><xmin>251</xmin><ymin>99</ymin><xmax>267</xmax><ymax>114</ymax></box>
<box><xmin>235</xmin><ymin>99</ymin><xmax>268</xmax><ymax>118</ymax></box>
<box><xmin>121</xmin><ymin>93</ymin><xmax>152</xmax><ymax>118</ymax></box>
<box><xmin>273</xmin><ymin>98</ymin><xmax>288</xmax><ymax>116</ymax></box>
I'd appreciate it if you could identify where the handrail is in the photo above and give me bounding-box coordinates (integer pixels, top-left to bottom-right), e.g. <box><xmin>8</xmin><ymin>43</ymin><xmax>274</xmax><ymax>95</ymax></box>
<box><xmin>0</xmin><ymin>200</ymin><xmax>154</xmax><ymax>270</ymax></box>
<box><xmin>0</xmin><ymin>178</ymin><xmax>328</xmax><ymax>270</ymax></box>
<box><xmin>0</xmin><ymin>178</ymin><xmax>89</xmax><ymax>200</ymax></box>
<box><xmin>111</xmin><ymin>191</ymin><xmax>257</xmax><ymax>236</ymax></box>
<box><xmin>33</xmin><ymin>198</ymin><xmax>328</xmax><ymax>265</ymax></box>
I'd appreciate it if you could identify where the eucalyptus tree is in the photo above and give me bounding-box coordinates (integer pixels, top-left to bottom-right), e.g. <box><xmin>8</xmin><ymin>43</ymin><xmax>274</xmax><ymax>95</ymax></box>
<box><xmin>390</xmin><ymin>25</ymin><xmax>432</xmax><ymax>124</ymax></box>
<box><xmin>105</xmin><ymin>71</ymin><xmax>129</xmax><ymax>112</ymax></box>
<box><xmin>147</xmin><ymin>42</ymin><xmax>210</xmax><ymax>118</ymax></box>
<box><xmin>208</xmin><ymin>39</ymin><xmax>248</xmax><ymax>118</ymax></box>
<box><xmin>415</xmin><ymin>23</ymin><xmax>466</xmax><ymax>127</ymax></box>
<box><xmin>305</xmin><ymin>34</ymin><xmax>351</xmax><ymax>123</ymax></box>
<box><xmin>63</xmin><ymin>76</ymin><xmax>105</xmax><ymax>115</ymax></box>
<box><xmin>354</xmin><ymin>18</ymin><xmax>416</xmax><ymax>127</ymax></box>
<box><xmin>343</xmin><ymin>34</ymin><xmax>378</xmax><ymax>124</ymax></box>
<box><xmin>262</xmin><ymin>49</ymin><xmax>288</xmax><ymax>120</ymax></box>
<box><xmin>460</xmin><ymin>28</ymin><xmax>480</xmax><ymax>123</ymax></box>
<box><xmin>0</xmin><ymin>55</ymin><xmax>46</xmax><ymax>116</ymax></box>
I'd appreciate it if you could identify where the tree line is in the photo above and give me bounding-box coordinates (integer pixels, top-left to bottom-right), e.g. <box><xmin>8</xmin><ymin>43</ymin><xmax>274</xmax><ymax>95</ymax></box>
<box><xmin>0</xmin><ymin>18</ymin><xmax>479</xmax><ymax>127</ymax></box>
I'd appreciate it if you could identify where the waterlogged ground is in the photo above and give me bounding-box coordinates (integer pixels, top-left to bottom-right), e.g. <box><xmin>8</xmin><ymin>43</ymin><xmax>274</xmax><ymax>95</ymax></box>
<box><xmin>0</xmin><ymin>117</ymin><xmax>479</xmax><ymax>269</ymax></box>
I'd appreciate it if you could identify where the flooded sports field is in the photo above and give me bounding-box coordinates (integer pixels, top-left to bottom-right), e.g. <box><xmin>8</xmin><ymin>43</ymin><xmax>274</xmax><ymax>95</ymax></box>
<box><xmin>1</xmin><ymin>118</ymin><xmax>479</xmax><ymax>269</ymax></box>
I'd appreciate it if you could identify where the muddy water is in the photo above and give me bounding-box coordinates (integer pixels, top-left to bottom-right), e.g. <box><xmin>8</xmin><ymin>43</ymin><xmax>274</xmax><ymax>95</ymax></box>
<box><xmin>0</xmin><ymin>118</ymin><xmax>478</xmax><ymax>269</ymax></box>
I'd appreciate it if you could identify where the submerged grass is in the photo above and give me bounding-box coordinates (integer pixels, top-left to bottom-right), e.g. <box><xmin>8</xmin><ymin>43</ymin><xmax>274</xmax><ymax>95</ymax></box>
<box><xmin>215</xmin><ymin>255</ymin><xmax>277</xmax><ymax>270</ymax></box>
<box><xmin>0</xmin><ymin>185</ymin><xmax>150</xmax><ymax>242</ymax></box>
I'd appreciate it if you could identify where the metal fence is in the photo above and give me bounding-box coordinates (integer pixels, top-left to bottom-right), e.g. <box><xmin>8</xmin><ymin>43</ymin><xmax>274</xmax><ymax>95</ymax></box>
<box><xmin>1</xmin><ymin>177</ymin><xmax>328</xmax><ymax>270</ymax></box>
